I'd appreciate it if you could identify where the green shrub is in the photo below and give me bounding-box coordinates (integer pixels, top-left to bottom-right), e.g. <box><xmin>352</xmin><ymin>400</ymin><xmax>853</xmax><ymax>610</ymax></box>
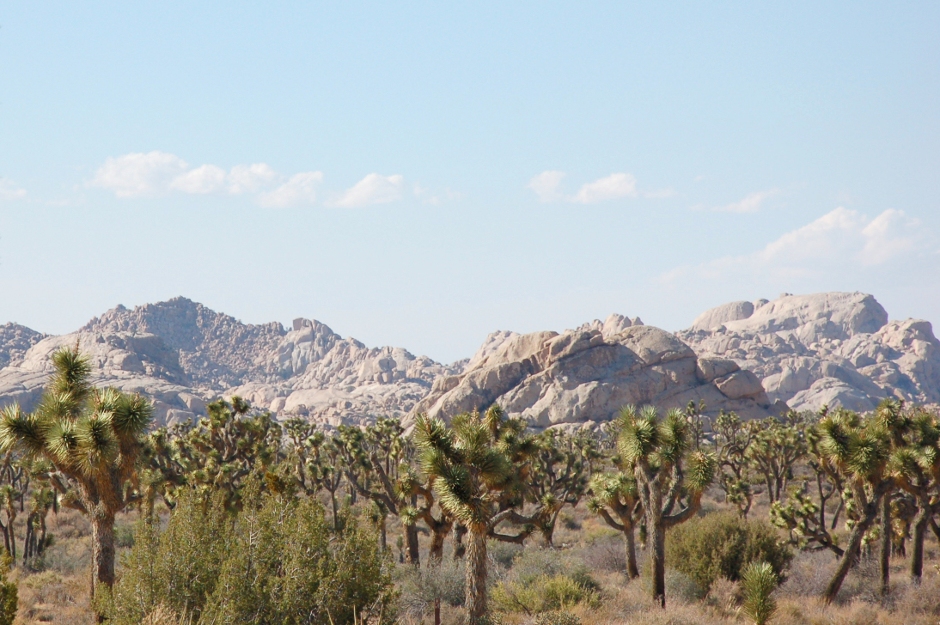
<box><xmin>0</xmin><ymin>559</ymin><xmax>15</xmax><ymax>625</ymax></box>
<box><xmin>491</xmin><ymin>549</ymin><xmax>600</xmax><ymax>614</ymax></box>
<box><xmin>108</xmin><ymin>487</ymin><xmax>396</xmax><ymax>625</ymax></box>
<box><xmin>666</xmin><ymin>512</ymin><xmax>792</xmax><ymax>592</ymax></box>
<box><xmin>741</xmin><ymin>562</ymin><xmax>778</xmax><ymax>625</ymax></box>
<box><xmin>534</xmin><ymin>611</ymin><xmax>581</xmax><ymax>625</ymax></box>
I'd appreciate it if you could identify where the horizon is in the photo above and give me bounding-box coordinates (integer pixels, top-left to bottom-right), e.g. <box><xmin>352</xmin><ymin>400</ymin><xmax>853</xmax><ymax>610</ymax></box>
<box><xmin>1</xmin><ymin>4</ymin><xmax>938</xmax><ymax>363</ymax></box>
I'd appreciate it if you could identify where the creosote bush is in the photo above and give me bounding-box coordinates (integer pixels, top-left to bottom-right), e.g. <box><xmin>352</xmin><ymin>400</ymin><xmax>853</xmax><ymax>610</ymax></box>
<box><xmin>666</xmin><ymin>512</ymin><xmax>792</xmax><ymax>593</ymax></box>
<box><xmin>106</xmin><ymin>485</ymin><xmax>396</xmax><ymax>625</ymax></box>
<box><xmin>491</xmin><ymin>549</ymin><xmax>600</xmax><ymax>615</ymax></box>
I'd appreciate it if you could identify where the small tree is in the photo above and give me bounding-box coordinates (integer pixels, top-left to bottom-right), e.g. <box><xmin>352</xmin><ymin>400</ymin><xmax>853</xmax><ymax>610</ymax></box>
<box><xmin>813</xmin><ymin>407</ymin><xmax>896</xmax><ymax>603</ymax></box>
<box><xmin>712</xmin><ymin>411</ymin><xmax>756</xmax><ymax>517</ymax></box>
<box><xmin>617</xmin><ymin>405</ymin><xmax>716</xmax><ymax>607</ymax></box>
<box><xmin>587</xmin><ymin>472</ymin><xmax>641</xmax><ymax>578</ymax></box>
<box><xmin>414</xmin><ymin>407</ymin><xmax>525</xmax><ymax>625</ymax></box>
<box><xmin>0</xmin><ymin>346</ymin><xmax>152</xmax><ymax>618</ymax></box>
<box><xmin>528</xmin><ymin>429</ymin><xmax>596</xmax><ymax>546</ymax></box>
<box><xmin>741</xmin><ymin>562</ymin><xmax>778</xmax><ymax>625</ymax></box>
<box><xmin>747</xmin><ymin>413</ymin><xmax>806</xmax><ymax>504</ymax></box>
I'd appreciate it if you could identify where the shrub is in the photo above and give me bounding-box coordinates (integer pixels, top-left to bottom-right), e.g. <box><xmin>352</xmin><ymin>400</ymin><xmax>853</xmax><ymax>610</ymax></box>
<box><xmin>491</xmin><ymin>549</ymin><xmax>600</xmax><ymax>614</ymax></box>
<box><xmin>534</xmin><ymin>611</ymin><xmax>581</xmax><ymax>625</ymax></box>
<box><xmin>666</xmin><ymin>512</ymin><xmax>792</xmax><ymax>592</ymax></box>
<box><xmin>741</xmin><ymin>562</ymin><xmax>778</xmax><ymax>625</ymax></box>
<box><xmin>108</xmin><ymin>486</ymin><xmax>396</xmax><ymax>625</ymax></box>
<box><xmin>0</xmin><ymin>559</ymin><xmax>15</xmax><ymax>625</ymax></box>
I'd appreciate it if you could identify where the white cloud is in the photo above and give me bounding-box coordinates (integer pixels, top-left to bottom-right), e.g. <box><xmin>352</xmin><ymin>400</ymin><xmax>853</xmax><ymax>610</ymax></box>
<box><xmin>227</xmin><ymin>163</ymin><xmax>279</xmax><ymax>194</ymax></box>
<box><xmin>527</xmin><ymin>171</ymin><xmax>643</xmax><ymax>204</ymax></box>
<box><xmin>90</xmin><ymin>151</ymin><xmax>189</xmax><ymax>198</ymax></box>
<box><xmin>170</xmin><ymin>164</ymin><xmax>228</xmax><ymax>194</ymax></box>
<box><xmin>715</xmin><ymin>189</ymin><xmax>779</xmax><ymax>213</ymax></box>
<box><xmin>527</xmin><ymin>171</ymin><xmax>566</xmax><ymax>203</ymax></box>
<box><xmin>573</xmin><ymin>173</ymin><xmax>637</xmax><ymax>204</ymax></box>
<box><xmin>258</xmin><ymin>171</ymin><xmax>324</xmax><ymax>208</ymax></box>
<box><xmin>661</xmin><ymin>207</ymin><xmax>926</xmax><ymax>285</ymax></box>
<box><xmin>0</xmin><ymin>179</ymin><xmax>27</xmax><ymax>201</ymax></box>
<box><xmin>332</xmin><ymin>173</ymin><xmax>404</xmax><ymax>208</ymax></box>
<box><xmin>89</xmin><ymin>152</ymin><xmax>329</xmax><ymax>207</ymax></box>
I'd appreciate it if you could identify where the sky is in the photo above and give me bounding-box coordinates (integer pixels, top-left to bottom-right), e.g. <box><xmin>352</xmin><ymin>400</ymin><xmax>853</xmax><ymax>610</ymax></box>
<box><xmin>1</xmin><ymin>3</ymin><xmax>938</xmax><ymax>364</ymax></box>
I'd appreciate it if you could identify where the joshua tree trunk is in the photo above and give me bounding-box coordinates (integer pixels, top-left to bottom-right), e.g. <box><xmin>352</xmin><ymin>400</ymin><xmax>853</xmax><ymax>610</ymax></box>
<box><xmin>824</xmin><ymin>512</ymin><xmax>874</xmax><ymax>603</ymax></box>
<box><xmin>429</xmin><ymin>526</ymin><xmax>448</xmax><ymax>563</ymax></box>
<box><xmin>879</xmin><ymin>495</ymin><xmax>891</xmax><ymax>595</ymax></box>
<box><xmin>910</xmin><ymin>504</ymin><xmax>929</xmax><ymax>583</ymax></box>
<box><xmin>91</xmin><ymin>510</ymin><xmax>116</xmax><ymax>620</ymax></box>
<box><xmin>465</xmin><ymin>526</ymin><xmax>488</xmax><ymax>625</ymax></box>
<box><xmin>625</xmin><ymin>526</ymin><xmax>640</xmax><ymax>579</ymax></box>
<box><xmin>406</xmin><ymin>523</ymin><xmax>421</xmax><ymax>566</ymax></box>
<box><xmin>650</xmin><ymin>516</ymin><xmax>666</xmax><ymax>608</ymax></box>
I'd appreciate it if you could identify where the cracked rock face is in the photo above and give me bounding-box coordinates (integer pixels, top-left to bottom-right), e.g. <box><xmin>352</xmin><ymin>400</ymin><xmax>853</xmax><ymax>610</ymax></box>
<box><xmin>408</xmin><ymin>323</ymin><xmax>775</xmax><ymax>430</ymax></box>
<box><xmin>677</xmin><ymin>292</ymin><xmax>940</xmax><ymax>413</ymax></box>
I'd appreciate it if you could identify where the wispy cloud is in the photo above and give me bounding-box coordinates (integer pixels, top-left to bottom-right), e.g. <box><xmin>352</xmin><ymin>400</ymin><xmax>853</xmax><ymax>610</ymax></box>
<box><xmin>0</xmin><ymin>178</ymin><xmax>27</xmax><ymax>201</ymax></box>
<box><xmin>660</xmin><ymin>207</ymin><xmax>927</xmax><ymax>286</ymax></box>
<box><xmin>527</xmin><ymin>170</ymin><xmax>666</xmax><ymax>204</ymax></box>
<box><xmin>527</xmin><ymin>171</ymin><xmax>567</xmax><ymax>203</ymax></box>
<box><xmin>89</xmin><ymin>151</ymin><xmax>322</xmax><ymax>207</ymax></box>
<box><xmin>90</xmin><ymin>152</ymin><xmax>189</xmax><ymax>198</ymax></box>
<box><xmin>330</xmin><ymin>173</ymin><xmax>404</xmax><ymax>208</ymax></box>
<box><xmin>714</xmin><ymin>189</ymin><xmax>779</xmax><ymax>213</ymax></box>
<box><xmin>259</xmin><ymin>172</ymin><xmax>324</xmax><ymax>208</ymax></box>
<box><xmin>573</xmin><ymin>173</ymin><xmax>637</xmax><ymax>204</ymax></box>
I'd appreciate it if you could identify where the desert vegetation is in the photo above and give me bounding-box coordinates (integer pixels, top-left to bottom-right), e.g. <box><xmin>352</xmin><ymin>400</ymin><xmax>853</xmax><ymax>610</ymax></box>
<box><xmin>0</xmin><ymin>347</ymin><xmax>938</xmax><ymax>624</ymax></box>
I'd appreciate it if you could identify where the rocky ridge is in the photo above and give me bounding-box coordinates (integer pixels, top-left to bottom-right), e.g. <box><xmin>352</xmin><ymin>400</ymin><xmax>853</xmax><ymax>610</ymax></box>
<box><xmin>410</xmin><ymin>316</ymin><xmax>775</xmax><ymax>430</ymax></box>
<box><xmin>677</xmin><ymin>292</ymin><xmax>940</xmax><ymax>413</ymax></box>
<box><xmin>0</xmin><ymin>292</ymin><xmax>937</xmax><ymax>430</ymax></box>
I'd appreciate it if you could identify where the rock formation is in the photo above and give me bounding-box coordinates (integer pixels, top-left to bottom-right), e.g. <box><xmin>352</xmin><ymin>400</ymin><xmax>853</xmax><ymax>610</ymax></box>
<box><xmin>0</xmin><ymin>298</ymin><xmax>459</xmax><ymax>429</ymax></box>
<box><xmin>0</xmin><ymin>292</ymin><xmax>936</xmax><ymax>430</ymax></box>
<box><xmin>410</xmin><ymin>319</ymin><xmax>776</xmax><ymax>429</ymax></box>
<box><xmin>678</xmin><ymin>292</ymin><xmax>940</xmax><ymax>413</ymax></box>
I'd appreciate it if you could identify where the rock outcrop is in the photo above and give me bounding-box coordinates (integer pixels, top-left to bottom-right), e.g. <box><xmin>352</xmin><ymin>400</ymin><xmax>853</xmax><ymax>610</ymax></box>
<box><xmin>0</xmin><ymin>298</ymin><xmax>459</xmax><ymax>429</ymax></box>
<box><xmin>410</xmin><ymin>323</ymin><xmax>775</xmax><ymax>430</ymax></box>
<box><xmin>1</xmin><ymin>292</ymin><xmax>936</xmax><ymax>430</ymax></box>
<box><xmin>678</xmin><ymin>292</ymin><xmax>940</xmax><ymax>413</ymax></box>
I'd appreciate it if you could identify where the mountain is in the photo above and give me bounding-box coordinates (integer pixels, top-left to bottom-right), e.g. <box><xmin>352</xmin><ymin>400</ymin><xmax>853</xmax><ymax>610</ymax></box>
<box><xmin>0</xmin><ymin>292</ymin><xmax>937</xmax><ymax>430</ymax></box>
<box><xmin>677</xmin><ymin>292</ymin><xmax>940</xmax><ymax>413</ymax></box>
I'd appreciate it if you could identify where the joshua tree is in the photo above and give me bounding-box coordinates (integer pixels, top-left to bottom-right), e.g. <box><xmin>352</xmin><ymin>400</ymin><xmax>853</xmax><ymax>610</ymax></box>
<box><xmin>747</xmin><ymin>413</ymin><xmax>807</xmax><ymax>504</ymax></box>
<box><xmin>812</xmin><ymin>406</ymin><xmax>898</xmax><ymax>603</ymax></box>
<box><xmin>712</xmin><ymin>411</ymin><xmax>756</xmax><ymax>517</ymax></box>
<box><xmin>617</xmin><ymin>405</ymin><xmax>716</xmax><ymax>607</ymax></box>
<box><xmin>587</xmin><ymin>471</ymin><xmax>642</xmax><ymax>578</ymax></box>
<box><xmin>886</xmin><ymin>405</ymin><xmax>940</xmax><ymax>582</ymax></box>
<box><xmin>0</xmin><ymin>346</ymin><xmax>152</xmax><ymax>616</ymax></box>
<box><xmin>414</xmin><ymin>407</ymin><xmax>526</xmax><ymax>625</ymax></box>
<box><xmin>527</xmin><ymin>429</ymin><xmax>596</xmax><ymax>546</ymax></box>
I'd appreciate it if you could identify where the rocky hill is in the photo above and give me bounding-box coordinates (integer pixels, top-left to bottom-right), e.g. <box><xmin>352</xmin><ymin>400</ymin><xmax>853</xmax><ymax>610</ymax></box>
<box><xmin>677</xmin><ymin>292</ymin><xmax>940</xmax><ymax>413</ymax></box>
<box><xmin>0</xmin><ymin>292</ymin><xmax>937</xmax><ymax>430</ymax></box>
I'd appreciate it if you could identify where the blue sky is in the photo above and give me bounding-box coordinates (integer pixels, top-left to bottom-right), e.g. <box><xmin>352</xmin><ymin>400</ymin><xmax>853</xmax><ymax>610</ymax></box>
<box><xmin>1</xmin><ymin>3</ymin><xmax>938</xmax><ymax>363</ymax></box>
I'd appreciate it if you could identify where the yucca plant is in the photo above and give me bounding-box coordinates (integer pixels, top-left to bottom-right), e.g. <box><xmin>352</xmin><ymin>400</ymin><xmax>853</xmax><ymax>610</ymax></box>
<box><xmin>886</xmin><ymin>404</ymin><xmax>940</xmax><ymax>582</ymax></box>
<box><xmin>617</xmin><ymin>405</ymin><xmax>716</xmax><ymax>607</ymax></box>
<box><xmin>414</xmin><ymin>406</ymin><xmax>525</xmax><ymax>625</ymax></box>
<box><xmin>0</xmin><ymin>346</ymin><xmax>152</xmax><ymax>619</ymax></box>
<box><xmin>741</xmin><ymin>561</ymin><xmax>777</xmax><ymax>625</ymax></box>
<box><xmin>587</xmin><ymin>471</ymin><xmax>642</xmax><ymax>578</ymax></box>
<box><xmin>813</xmin><ymin>405</ymin><xmax>897</xmax><ymax>603</ymax></box>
